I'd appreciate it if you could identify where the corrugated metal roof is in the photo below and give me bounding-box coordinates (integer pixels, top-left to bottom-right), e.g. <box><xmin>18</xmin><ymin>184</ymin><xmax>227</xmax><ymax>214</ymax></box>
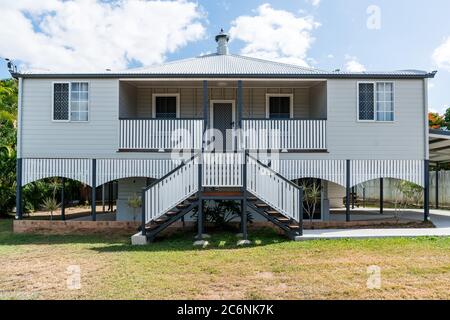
<box><xmin>13</xmin><ymin>53</ymin><xmax>437</xmax><ymax>79</ymax></box>
<box><xmin>124</xmin><ymin>54</ymin><xmax>325</xmax><ymax>75</ymax></box>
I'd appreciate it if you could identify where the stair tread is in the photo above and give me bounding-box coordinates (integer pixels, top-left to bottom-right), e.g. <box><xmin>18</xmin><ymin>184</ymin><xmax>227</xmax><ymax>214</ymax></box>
<box><xmin>288</xmin><ymin>224</ymin><xmax>300</xmax><ymax>229</ymax></box>
<box><xmin>266</xmin><ymin>210</ymin><xmax>281</xmax><ymax>215</ymax></box>
<box><xmin>166</xmin><ymin>210</ymin><xmax>180</xmax><ymax>216</ymax></box>
<box><xmin>255</xmin><ymin>203</ymin><xmax>269</xmax><ymax>208</ymax></box>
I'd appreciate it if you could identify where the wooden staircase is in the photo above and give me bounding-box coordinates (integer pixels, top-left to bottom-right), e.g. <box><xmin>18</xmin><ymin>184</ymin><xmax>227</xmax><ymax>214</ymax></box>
<box><xmin>142</xmin><ymin>192</ymin><xmax>301</xmax><ymax>242</ymax></box>
<box><xmin>139</xmin><ymin>152</ymin><xmax>303</xmax><ymax>242</ymax></box>
<box><xmin>144</xmin><ymin>195</ymin><xmax>199</xmax><ymax>242</ymax></box>
<box><xmin>246</xmin><ymin>196</ymin><xmax>302</xmax><ymax>240</ymax></box>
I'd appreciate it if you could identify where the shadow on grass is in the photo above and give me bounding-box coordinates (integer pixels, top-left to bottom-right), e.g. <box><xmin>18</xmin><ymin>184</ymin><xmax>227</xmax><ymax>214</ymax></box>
<box><xmin>0</xmin><ymin>218</ymin><xmax>289</xmax><ymax>250</ymax></box>
<box><xmin>90</xmin><ymin>227</ymin><xmax>290</xmax><ymax>253</ymax></box>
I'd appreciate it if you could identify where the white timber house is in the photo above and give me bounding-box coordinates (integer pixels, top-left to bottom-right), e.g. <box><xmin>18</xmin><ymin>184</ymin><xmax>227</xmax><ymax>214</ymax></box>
<box><xmin>11</xmin><ymin>31</ymin><xmax>436</xmax><ymax>241</ymax></box>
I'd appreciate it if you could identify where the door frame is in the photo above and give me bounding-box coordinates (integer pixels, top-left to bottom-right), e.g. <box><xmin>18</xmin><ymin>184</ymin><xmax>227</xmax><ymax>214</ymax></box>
<box><xmin>209</xmin><ymin>100</ymin><xmax>236</xmax><ymax>151</ymax></box>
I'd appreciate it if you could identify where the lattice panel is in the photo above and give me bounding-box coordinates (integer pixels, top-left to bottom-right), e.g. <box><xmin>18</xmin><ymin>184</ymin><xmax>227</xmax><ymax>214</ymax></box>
<box><xmin>358</xmin><ymin>83</ymin><xmax>374</xmax><ymax>120</ymax></box>
<box><xmin>53</xmin><ymin>83</ymin><xmax>69</xmax><ymax>120</ymax></box>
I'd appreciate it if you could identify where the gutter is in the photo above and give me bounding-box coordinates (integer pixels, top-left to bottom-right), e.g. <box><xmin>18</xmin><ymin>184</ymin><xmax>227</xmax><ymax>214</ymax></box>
<box><xmin>10</xmin><ymin>71</ymin><xmax>438</xmax><ymax>80</ymax></box>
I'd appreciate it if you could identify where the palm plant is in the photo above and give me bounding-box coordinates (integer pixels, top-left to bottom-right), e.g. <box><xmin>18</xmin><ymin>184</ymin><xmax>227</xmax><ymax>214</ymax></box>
<box><xmin>192</xmin><ymin>200</ymin><xmax>253</xmax><ymax>230</ymax></box>
<box><xmin>42</xmin><ymin>197</ymin><xmax>59</xmax><ymax>221</ymax></box>
<box><xmin>300</xmin><ymin>180</ymin><xmax>321</xmax><ymax>225</ymax></box>
<box><xmin>48</xmin><ymin>177</ymin><xmax>62</xmax><ymax>199</ymax></box>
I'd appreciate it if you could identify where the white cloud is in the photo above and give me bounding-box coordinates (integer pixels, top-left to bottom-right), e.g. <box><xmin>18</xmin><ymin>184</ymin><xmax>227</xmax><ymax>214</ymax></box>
<box><xmin>306</xmin><ymin>0</ymin><xmax>321</xmax><ymax>7</ymax></box>
<box><xmin>229</xmin><ymin>3</ymin><xmax>320</xmax><ymax>67</ymax></box>
<box><xmin>327</xmin><ymin>54</ymin><xmax>334</xmax><ymax>59</ymax></box>
<box><xmin>345</xmin><ymin>55</ymin><xmax>366</xmax><ymax>72</ymax></box>
<box><xmin>433</xmin><ymin>36</ymin><xmax>450</xmax><ymax>71</ymax></box>
<box><xmin>0</xmin><ymin>0</ymin><xmax>206</xmax><ymax>72</ymax></box>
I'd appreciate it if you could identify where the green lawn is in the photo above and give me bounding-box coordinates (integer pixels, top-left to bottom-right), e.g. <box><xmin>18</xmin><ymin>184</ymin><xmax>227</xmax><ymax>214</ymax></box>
<box><xmin>0</xmin><ymin>219</ymin><xmax>449</xmax><ymax>300</ymax></box>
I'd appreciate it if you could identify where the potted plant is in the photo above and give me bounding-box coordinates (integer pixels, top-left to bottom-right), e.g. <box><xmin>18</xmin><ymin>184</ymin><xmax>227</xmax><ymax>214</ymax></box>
<box><xmin>127</xmin><ymin>193</ymin><xmax>142</xmax><ymax>222</ymax></box>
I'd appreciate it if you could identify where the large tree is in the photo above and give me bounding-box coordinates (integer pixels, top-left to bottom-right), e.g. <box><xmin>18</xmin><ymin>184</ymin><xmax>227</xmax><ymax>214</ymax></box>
<box><xmin>0</xmin><ymin>79</ymin><xmax>18</xmax><ymax>215</ymax></box>
<box><xmin>444</xmin><ymin>107</ymin><xmax>450</xmax><ymax>130</ymax></box>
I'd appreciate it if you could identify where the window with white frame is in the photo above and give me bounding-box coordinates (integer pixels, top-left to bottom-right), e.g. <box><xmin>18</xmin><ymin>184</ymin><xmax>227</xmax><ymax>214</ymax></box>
<box><xmin>375</xmin><ymin>82</ymin><xmax>394</xmax><ymax>121</ymax></box>
<box><xmin>266</xmin><ymin>95</ymin><xmax>293</xmax><ymax>119</ymax></box>
<box><xmin>358</xmin><ymin>82</ymin><xmax>394</xmax><ymax>121</ymax></box>
<box><xmin>70</xmin><ymin>82</ymin><xmax>89</xmax><ymax>121</ymax></box>
<box><xmin>53</xmin><ymin>82</ymin><xmax>89</xmax><ymax>121</ymax></box>
<box><xmin>152</xmin><ymin>94</ymin><xmax>179</xmax><ymax>119</ymax></box>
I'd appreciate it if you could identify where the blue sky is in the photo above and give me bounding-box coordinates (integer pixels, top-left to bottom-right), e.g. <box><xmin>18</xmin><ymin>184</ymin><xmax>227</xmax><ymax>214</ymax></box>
<box><xmin>1</xmin><ymin>0</ymin><xmax>450</xmax><ymax>112</ymax></box>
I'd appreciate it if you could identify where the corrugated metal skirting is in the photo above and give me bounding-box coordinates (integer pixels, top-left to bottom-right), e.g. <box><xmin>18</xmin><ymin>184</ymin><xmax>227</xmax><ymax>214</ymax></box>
<box><xmin>21</xmin><ymin>158</ymin><xmax>425</xmax><ymax>188</ymax></box>
<box><xmin>22</xmin><ymin>158</ymin><xmax>92</xmax><ymax>186</ymax></box>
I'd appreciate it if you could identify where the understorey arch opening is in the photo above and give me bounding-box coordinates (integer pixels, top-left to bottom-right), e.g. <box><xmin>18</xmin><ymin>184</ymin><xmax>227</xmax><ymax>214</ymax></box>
<box><xmin>22</xmin><ymin>176</ymin><xmax>93</xmax><ymax>220</ymax></box>
<box><xmin>354</xmin><ymin>178</ymin><xmax>424</xmax><ymax>211</ymax></box>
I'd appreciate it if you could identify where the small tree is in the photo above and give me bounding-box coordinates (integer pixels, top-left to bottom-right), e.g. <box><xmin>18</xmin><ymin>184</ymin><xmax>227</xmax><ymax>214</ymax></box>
<box><xmin>300</xmin><ymin>180</ymin><xmax>321</xmax><ymax>225</ymax></box>
<box><xmin>127</xmin><ymin>193</ymin><xmax>142</xmax><ymax>222</ymax></box>
<box><xmin>48</xmin><ymin>177</ymin><xmax>61</xmax><ymax>199</ymax></box>
<box><xmin>392</xmin><ymin>181</ymin><xmax>403</xmax><ymax>220</ymax></box>
<box><xmin>42</xmin><ymin>197</ymin><xmax>59</xmax><ymax>221</ymax></box>
<box><xmin>399</xmin><ymin>181</ymin><xmax>423</xmax><ymax>208</ymax></box>
<box><xmin>429</xmin><ymin>112</ymin><xmax>445</xmax><ymax>129</ymax></box>
<box><xmin>393</xmin><ymin>181</ymin><xmax>423</xmax><ymax>221</ymax></box>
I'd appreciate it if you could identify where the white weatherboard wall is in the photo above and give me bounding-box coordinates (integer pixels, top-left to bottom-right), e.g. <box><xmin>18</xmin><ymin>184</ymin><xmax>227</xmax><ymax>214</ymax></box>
<box><xmin>276</xmin><ymin>79</ymin><xmax>426</xmax><ymax>161</ymax></box>
<box><xmin>324</xmin><ymin>79</ymin><xmax>425</xmax><ymax>160</ymax></box>
<box><xmin>21</xmin><ymin>78</ymin><xmax>425</xmax><ymax>162</ymax></box>
<box><xmin>117</xmin><ymin>177</ymin><xmax>147</xmax><ymax>222</ymax></box>
<box><xmin>21</xmin><ymin>78</ymin><xmax>170</xmax><ymax>160</ymax></box>
<box><xmin>22</xmin><ymin>78</ymin><xmax>119</xmax><ymax>158</ymax></box>
<box><xmin>328</xmin><ymin>182</ymin><xmax>346</xmax><ymax>208</ymax></box>
<box><xmin>130</xmin><ymin>86</ymin><xmax>317</xmax><ymax>119</ymax></box>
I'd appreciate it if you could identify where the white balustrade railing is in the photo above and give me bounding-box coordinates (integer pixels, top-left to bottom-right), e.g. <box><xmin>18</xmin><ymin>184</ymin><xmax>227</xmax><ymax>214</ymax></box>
<box><xmin>144</xmin><ymin>156</ymin><xmax>199</xmax><ymax>223</ymax></box>
<box><xmin>202</xmin><ymin>152</ymin><xmax>243</xmax><ymax>187</ymax></box>
<box><xmin>246</xmin><ymin>155</ymin><xmax>302</xmax><ymax>222</ymax></box>
<box><xmin>241</xmin><ymin>119</ymin><xmax>327</xmax><ymax>150</ymax></box>
<box><xmin>119</xmin><ymin>119</ymin><xmax>203</xmax><ymax>150</ymax></box>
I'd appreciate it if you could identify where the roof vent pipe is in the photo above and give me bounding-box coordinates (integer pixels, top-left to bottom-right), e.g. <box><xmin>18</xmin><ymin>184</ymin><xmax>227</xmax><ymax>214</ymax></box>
<box><xmin>215</xmin><ymin>29</ymin><xmax>229</xmax><ymax>55</ymax></box>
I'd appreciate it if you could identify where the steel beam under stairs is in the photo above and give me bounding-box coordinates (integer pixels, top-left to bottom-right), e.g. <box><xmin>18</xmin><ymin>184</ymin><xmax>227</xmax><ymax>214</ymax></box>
<box><xmin>246</xmin><ymin>196</ymin><xmax>302</xmax><ymax>240</ymax></box>
<box><xmin>144</xmin><ymin>195</ymin><xmax>199</xmax><ymax>242</ymax></box>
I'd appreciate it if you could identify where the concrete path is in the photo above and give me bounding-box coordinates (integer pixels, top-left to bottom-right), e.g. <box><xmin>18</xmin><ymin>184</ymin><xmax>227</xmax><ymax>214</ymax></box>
<box><xmin>297</xmin><ymin>209</ymin><xmax>450</xmax><ymax>240</ymax></box>
<box><xmin>331</xmin><ymin>207</ymin><xmax>450</xmax><ymax>228</ymax></box>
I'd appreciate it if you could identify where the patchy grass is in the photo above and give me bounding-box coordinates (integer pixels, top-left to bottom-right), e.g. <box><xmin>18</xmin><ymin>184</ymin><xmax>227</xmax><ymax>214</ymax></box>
<box><xmin>0</xmin><ymin>219</ymin><xmax>449</xmax><ymax>300</ymax></box>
